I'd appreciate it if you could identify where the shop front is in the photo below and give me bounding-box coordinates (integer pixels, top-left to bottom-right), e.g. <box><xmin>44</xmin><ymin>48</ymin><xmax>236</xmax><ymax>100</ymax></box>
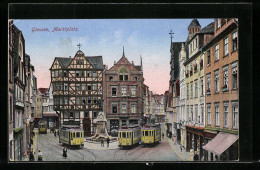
<box><xmin>43</xmin><ymin>112</ymin><xmax>59</xmax><ymax>129</ymax></box>
<box><xmin>186</xmin><ymin>125</ymin><xmax>204</xmax><ymax>160</ymax></box>
<box><xmin>203</xmin><ymin>131</ymin><xmax>239</xmax><ymax>161</ymax></box>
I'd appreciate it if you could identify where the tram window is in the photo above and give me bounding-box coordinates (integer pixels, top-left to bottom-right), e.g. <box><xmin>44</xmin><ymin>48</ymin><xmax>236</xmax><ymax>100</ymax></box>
<box><xmin>151</xmin><ymin>131</ymin><xmax>153</xmax><ymax>136</ymax></box>
<box><xmin>122</xmin><ymin>132</ymin><xmax>126</xmax><ymax>138</ymax></box>
<box><xmin>129</xmin><ymin>132</ymin><xmax>132</xmax><ymax>138</ymax></box>
<box><xmin>73</xmin><ymin>133</ymin><xmax>75</xmax><ymax>138</ymax></box>
<box><xmin>119</xmin><ymin>132</ymin><xmax>121</xmax><ymax>138</ymax></box>
<box><xmin>145</xmin><ymin>131</ymin><xmax>148</xmax><ymax>136</ymax></box>
<box><xmin>142</xmin><ymin>131</ymin><xmax>144</xmax><ymax>136</ymax></box>
<box><xmin>77</xmin><ymin>132</ymin><xmax>80</xmax><ymax>137</ymax></box>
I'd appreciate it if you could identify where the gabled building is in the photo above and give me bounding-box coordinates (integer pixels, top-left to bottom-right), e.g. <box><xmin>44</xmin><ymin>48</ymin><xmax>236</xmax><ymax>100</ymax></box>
<box><xmin>153</xmin><ymin>94</ymin><xmax>165</xmax><ymax>123</ymax></box>
<box><xmin>50</xmin><ymin>50</ymin><xmax>104</xmax><ymax>136</ymax></box>
<box><xmin>184</xmin><ymin>19</ymin><xmax>214</xmax><ymax>160</ymax></box>
<box><xmin>104</xmin><ymin>47</ymin><xmax>143</xmax><ymax>136</ymax></box>
<box><xmin>12</xmin><ymin>22</ymin><xmax>26</xmax><ymax>161</ymax></box>
<box><xmin>202</xmin><ymin>18</ymin><xmax>239</xmax><ymax>161</ymax></box>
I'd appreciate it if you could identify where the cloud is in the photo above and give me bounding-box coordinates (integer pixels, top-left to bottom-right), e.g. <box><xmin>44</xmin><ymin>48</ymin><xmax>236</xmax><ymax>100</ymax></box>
<box><xmin>113</xmin><ymin>29</ymin><xmax>123</xmax><ymax>45</ymax></box>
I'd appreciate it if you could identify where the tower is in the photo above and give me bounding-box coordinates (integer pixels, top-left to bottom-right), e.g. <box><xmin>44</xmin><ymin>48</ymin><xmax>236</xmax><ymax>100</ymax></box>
<box><xmin>188</xmin><ymin>19</ymin><xmax>201</xmax><ymax>41</ymax></box>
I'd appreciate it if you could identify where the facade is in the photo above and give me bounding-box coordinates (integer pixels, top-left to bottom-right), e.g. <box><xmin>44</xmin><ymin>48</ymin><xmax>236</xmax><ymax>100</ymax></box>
<box><xmin>104</xmin><ymin>48</ymin><xmax>143</xmax><ymax>136</ymax></box>
<box><xmin>143</xmin><ymin>84</ymin><xmax>151</xmax><ymax>124</ymax></box>
<box><xmin>12</xmin><ymin>23</ymin><xmax>26</xmax><ymax>161</ymax></box>
<box><xmin>8</xmin><ymin>20</ymin><xmax>14</xmax><ymax>161</ymax></box>
<box><xmin>203</xmin><ymin>18</ymin><xmax>239</xmax><ymax>161</ymax></box>
<box><xmin>184</xmin><ymin>19</ymin><xmax>214</xmax><ymax>160</ymax></box>
<box><xmin>50</xmin><ymin>50</ymin><xmax>104</xmax><ymax>136</ymax></box>
<box><xmin>34</xmin><ymin>90</ymin><xmax>43</xmax><ymax>128</ymax></box>
<box><xmin>153</xmin><ymin>94</ymin><xmax>165</xmax><ymax>123</ymax></box>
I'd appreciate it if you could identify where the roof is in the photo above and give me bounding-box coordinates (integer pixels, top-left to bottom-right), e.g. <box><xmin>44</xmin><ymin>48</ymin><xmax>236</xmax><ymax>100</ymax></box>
<box><xmin>188</xmin><ymin>19</ymin><xmax>201</xmax><ymax>28</ymax></box>
<box><xmin>86</xmin><ymin>56</ymin><xmax>104</xmax><ymax>69</ymax></box>
<box><xmin>56</xmin><ymin>57</ymin><xmax>72</xmax><ymax>68</ymax></box>
<box><xmin>135</xmin><ymin>65</ymin><xmax>142</xmax><ymax>71</ymax></box>
<box><xmin>199</xmin><ymin>22</ymin><xmax>214</xmax><ymax>34</ymax></box>
<box><xmin>203</xmin><ymin>132</ymin><xmax>238</xmax><ymax>156</ymax></box>
<box><xmin>38</xmin><ymin>88</ymin><xmax>48</xmax><ymax>95</ymax></box>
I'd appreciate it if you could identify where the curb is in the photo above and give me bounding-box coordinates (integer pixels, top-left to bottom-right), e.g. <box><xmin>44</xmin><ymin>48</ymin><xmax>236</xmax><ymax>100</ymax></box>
<box><xmin>168</xmin><ymin>138</ymin><xmax>185</xmax><ymax>161</ymax></box>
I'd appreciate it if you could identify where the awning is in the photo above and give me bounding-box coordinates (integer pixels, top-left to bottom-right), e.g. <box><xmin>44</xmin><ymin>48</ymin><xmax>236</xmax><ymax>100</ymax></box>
<box><xmin>202</xmin><ymin>132</ymin><xmax>238</xmax><ymax>156</ymax></box>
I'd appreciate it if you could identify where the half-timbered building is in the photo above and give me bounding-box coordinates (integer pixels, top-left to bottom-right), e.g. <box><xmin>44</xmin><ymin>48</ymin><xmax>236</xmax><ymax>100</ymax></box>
<box><xmin>104</xmin><ymin>48</ymin><xmax>144</xmax><ymax>136</ymax></box>
<box><xmin>50</xmin><ymin>50</ymin><xmax>104</xmax><ymax>136</ymax></box>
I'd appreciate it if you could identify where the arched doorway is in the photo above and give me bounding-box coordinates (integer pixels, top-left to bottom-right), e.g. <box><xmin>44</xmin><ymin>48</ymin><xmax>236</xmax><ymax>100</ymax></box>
<box><xmin>83</xmin><ymin>118</ymin><xmax>91</xmax><ymax>137</ymax></box>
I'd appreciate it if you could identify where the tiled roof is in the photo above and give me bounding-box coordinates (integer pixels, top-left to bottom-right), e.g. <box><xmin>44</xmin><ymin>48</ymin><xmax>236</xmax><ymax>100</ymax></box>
<box><xmin>86</xmin><ymin>56</ymin><xmax>103</xmax><ymax>70</ymax></box>
<box><xmin>199</xmin><ymin>22</ymin><xmax>214</xmax><ymax>34</ymax></box>
<box><xmin>188</xmin><ymin>19</ymin><xmax>201</xmax><ymax>28</ymax></box>
<box><xmin>56</xmin><ymin>57</ymin><xmax>72</xmax><ymax>68</ymax></box>
<box><xmin>38</xmin><ymin>88</ymin><xmax>48</xmax><ymax>95</ymax></box>
<box><xmin>135</xmin><ymin>65</ymin><xmax>142</xmax><ymax>71</ymax></box>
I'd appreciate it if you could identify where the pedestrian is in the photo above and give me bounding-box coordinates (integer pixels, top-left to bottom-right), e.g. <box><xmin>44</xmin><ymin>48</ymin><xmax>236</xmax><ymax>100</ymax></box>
<box><xmin>106</xmin><ymin>137</ymin><xmax>110</xmax><ymax>147</ymax></box>
<box><xmin>54</xmin><ymin>130</ymin><xmax>56</xmax><ymax>137</ymax></box>
<box><xmin>162</xmin><ymin>133</ymin><xmax>164</xmax><ymax>139</ymax></box>
<box><xmin>38</xmin><ymin>150</ymin><xmax>43</xmax><ymax>161</ymax></box>
<box><xmin>169</xmin><ymin>131</ymin><xmax>172</xmax><ymax>140</ymax></box>
<box><xmin>57</xmin><ymin>130</ymin><xmax>59</xmax><ymax>136</ymax></box>
<box><xmin>29</xmin><ymin>149</ymin><xmax>35</xmax><ymax>161</ymax></box>
<box><xmin>193</xmin><ymin>151</ymin><xmax>199</xmax><ymax>161</ymax></box>
<box><xmin>63</xmin><ymin>147</ymin><xmax>67</xmax><ymax>159</ymax></box>
<box><xmin>101</xmin><ymin>138</ymin><xmax>104</xmax><ymax>147</ymax></box>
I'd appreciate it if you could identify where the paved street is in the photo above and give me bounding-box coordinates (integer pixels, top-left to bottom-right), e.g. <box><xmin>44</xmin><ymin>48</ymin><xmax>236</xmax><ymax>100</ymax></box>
<box><xmin>33</xmin><ymin>128</ymin><xmax>182</xmax><ymax>162</ymax></box>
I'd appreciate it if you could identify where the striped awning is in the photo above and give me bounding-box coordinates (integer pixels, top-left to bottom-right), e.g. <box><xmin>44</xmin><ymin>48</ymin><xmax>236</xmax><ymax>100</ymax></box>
<box><xmin>202</xmin><ymin>132</ymin><xmax>238</xmax><ymax>156</ymax></box>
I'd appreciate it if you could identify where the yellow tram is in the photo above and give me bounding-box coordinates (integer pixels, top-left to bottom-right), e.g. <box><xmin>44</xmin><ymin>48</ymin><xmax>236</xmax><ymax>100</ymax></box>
<box><xmin>118</xmin><ymin>125</ymin><xmax>141</xmax><ymax>148</ymax></box>
<box><xmin>59</xmin><ymin>125</ymin><xmax>84</xmax><ymax>147</ymax></box>
<box><xmin>38</xmin><ymin>120</ymin><xmax>47</xmax><ymax>134</ymax></box>
<box><xmin>141</xmin><ymin>124</ymin><xmax>161</xmax><ymax>145</ymax></box>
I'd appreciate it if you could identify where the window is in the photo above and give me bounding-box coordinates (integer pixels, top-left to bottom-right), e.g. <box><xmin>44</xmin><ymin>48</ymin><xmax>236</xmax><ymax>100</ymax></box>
<box><xmin>93</xmin><ymin>111</ymin><xmax>98</xmax><ymax>118</ymax></box>
<box><xmin>64</xmin><ymin>111</ymin><xmax>68</xmax><ymax>118</ymax></box>
<box><xmin>112</xmin><ymin>87</ymin><xmax>117</xmax><ymax>96</ymax></box>
<box><xmin>81</xmin><ymin>84</ymin><xmax>86</xmax><ymax>91</ymax></box>
<box><xmin>75</xmin><ymin>111</ymin><xmax>80</xmax><ymax>118</ymax></box>
<box><xmin>122</xmin><ymin>120</ymin><xmax>127</xmax><ymax>126</ymax></box>
<box><xmin>187</xmin><ymin>84</ymin><xmax>189</xmax><ymax>99</ymax></box>
<box><xmin>223</xmin><ymin>66</ymin><xmax>229</xmax><ymax>91</ymax></box>
<box><xmin>76</xmin><ymin>71</ymin><xmax>80</xmax><ymax>77</ymax></box>
<box><xmin>87</xmin><ymin>84</ymin><xmax>91</xmax><ymax>91</ymax></box>
<box><xmin>207</xmin><ymin>104</ymin><xmax>211</xmax><ymax>125</ymax></box>
<box><xmin>130</xmin><ymin>86</ymin><xmax>136</xmax><ymax>97</ymax></box>
<box><xmin>215</xmin><ymin>103</ymin><xmax>220</xmax><ymax>126</ymax></box>
<box><xmin>232</xmin><ymin>63</ymin><xmax>238</xmax><ymax>89</ymax></box>
<box><xmin>200</xmin><ymin>78</ymin><xmax>204</xmax><ymax>96</ymax></box>
<box><xmin>195</xmin><ymin>80</ymin><xmax>198</xmax><ymax>98</ymax></box>
<box><xmin>76</xmin><ymin>132</ymin><xmax>80</xmax><ymax>138</ymax></box>
<box><xmin>93</xmin><ymin>71</ymin><xmax>97</xmax><ymax>77</ymax></box>
<box><xmin>201</xmin><ymin>104</ymin><xmax>204</xmax><ymax>124</ymax></box>
<box><xmin>76</xmin><ymin>84</ymin><xmax>80</xmax><ymax>91</ymax></box>
<box><xmin>93</xmin><ymin>97</ymin><xmax>97</xmax><ymax>104</ymax></box>
<box><xmin>134</xmin><ymin>76</ymin><xmax>138</xmax><ymax>81</ymax></box>
<box><xmin>64</xmin><ymin>83</ymin><xmax>68</xmax><ymax>90</ymax></box>
<box><xmin>207</xmin><ymin>49</ymin><xmax>211</xmax><ymax>65</ymax></box>
<box><xmin>82</xmin><ymin>97</ymin><xmax>86</xmax><ymax>105</ymax></box>
<box><xmin>190</xmin><ymin>82</ymin><xmax>193</xmax><ymax>98</ymax></box>
<box><xmin>124</xmin><ymin>75</ymin><xmax>128</xmax><ymax>81</ymax></box>
<box><xmin>195</xmin><ymin>105</ymin><xmax>198</xmax><ymax>122</ymax></box>
<box><xmin>87</xmin><ymin>97</ymin><xmax>92</xmax><ymax>104</ymax></box>
<box><xmin>109</xmin><ymin>76</ymin><xmax>113</xmax><ymax>81</ymax></box>
<box><xmin>70</xmin><ymin>112</ymin><xmax>74</xmax><ymax>118</ymax></box>
<box><xmin>207</xmin><ymin>74</ymin><xmax>211</xmax><ymax>93</ymax></box>
<box><xmin>215</xmin><ymin>44</ymin><xmax>219</xmax><ymax>61</ymax></box>
<box><xmin>121</xmin><ymin>104</ymin><xmax>127</xmax><ymax>113</ymax></box>
<box><xmin>60</xmin><ymin>97</ymin><xmax>63</xmax><ymax>105</ymax></box>
<box><xmin>224</xmin><ymin>102</ymin><xmax>229</xmax><ymax>128</ymax></box>
<box><xmin>93</xmin><ymin>84</ymin><xmax>97</xmax><ymax>91</ymax></box>
<box><xmin>190</xmin><ymin>105</ymin><xmax>193</xmax><ymax>121</ymax></box>
<box><xmin>232</xmin><ymin>102</ymin><xmax>239</xmax><ymax>128</ymax></box>
<box><xmin>131</xmin><ymin>104</ymin><xmax>136</xmax><ymax>113</ymax></box>
<box><xmin>87</xmin><ymin>71</ymin><xmax>91</xmax><ymax>77</ymax></box>
<box><xmin>112</xmin><ymin>104</ymin><xmax>117</xmax><ymax>113</ymax></box>
<box><xmin>76</xmin><ymin>97</ymin><xmax>81</xmax><ymax>104</ymax></box>
<box><xmin>224</xmin><ymin>37</ymin><xmax>229</xmax><ymax>56</ymax></box>
<box><xmin>64</xmin><ymin>71</ymin><xmax>67</xmax><ymax>77</ymax></box>
<box><xmin>215</xmin><ymin>70</ymin><xmax>219</xmax><ymax>93</ymax></box>
<box><xmin>119</xmin><ymin>67</ymin><xmax>128</xmax><ymax>81</ymax></box>
<box><xmin>232</xmin><ymin>31</ymin><xmax>238</xmax><ymax>51</ymax></box>
<box><xmin>84</xmin><ymin>111</ymin><xmax>89</xmax><ymax>118</ymax></box>
<box><xmin>81</xmin><ymin>71</ymin><xmax>84</xmax><ymax>77</ymax></box>
<box><xmin>119</xmin><ymin>75</ymin><xmax>123</xmax><ymax>81</ymax></box>
<box><xmin>217</xmin><ymin>19</ymin><xmax>221</xmax><ymax>29</ymax></box>
<box><xmin>121</xmin><ymin>86</ymin><xmax>127</xmax><ymax>96</ymax></box>
<box><xmin>187</xmin><ymin>106</ymin><xmax>189</xmax><ymax>120</ymax></box>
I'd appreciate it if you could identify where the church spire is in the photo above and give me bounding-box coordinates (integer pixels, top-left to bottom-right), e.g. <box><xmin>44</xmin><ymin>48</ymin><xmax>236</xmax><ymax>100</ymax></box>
<box><xmin>140</xmin><ymin>54</ymin><xmax>142</xmax><ymax>66</ymax></box>
<box><xmin>122</xmin><ymin>46</ymin><xmax>125</xmax><ymax>58</ymax></box>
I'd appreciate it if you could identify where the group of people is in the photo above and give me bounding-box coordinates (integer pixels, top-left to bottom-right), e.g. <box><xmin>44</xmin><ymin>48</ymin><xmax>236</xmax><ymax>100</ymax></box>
<box><xmin>100</xmin><ymin>137</ymin><xmax>110</xmax><ymax>147</ymax></box>
<box><xmin>29</xmin><ymin>149</ymin><xmax>43</xmax><ymax>161</ymax></box>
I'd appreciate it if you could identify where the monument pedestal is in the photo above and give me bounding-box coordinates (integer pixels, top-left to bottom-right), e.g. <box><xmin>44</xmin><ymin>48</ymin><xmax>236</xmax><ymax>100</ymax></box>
<box><xmin>91</xmin><ymin>111</ymin><xmax>111</xmax><ymax>141</ymax></box>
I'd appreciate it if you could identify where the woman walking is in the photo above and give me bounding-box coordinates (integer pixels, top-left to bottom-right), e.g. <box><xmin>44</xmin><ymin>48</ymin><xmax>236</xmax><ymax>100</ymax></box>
<box><xmin>38</xmin><ymin>150</ymin><xmax>43</xmax><ymax>161</ymax></box>
<box><xmin>63</xmin><ymin>147</ymin><xmax>68</xmax><ymax>159</ymax></box>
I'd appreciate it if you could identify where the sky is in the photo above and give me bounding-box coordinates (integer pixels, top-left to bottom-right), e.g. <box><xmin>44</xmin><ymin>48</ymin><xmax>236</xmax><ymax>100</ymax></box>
<box><xmin>13</xmin><ymin>19</ymin><xmax>213</xmax><ymax>94</ymax></box>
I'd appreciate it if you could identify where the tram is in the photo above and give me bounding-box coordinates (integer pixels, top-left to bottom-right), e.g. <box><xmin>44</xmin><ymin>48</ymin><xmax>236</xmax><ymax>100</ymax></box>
<box><xmin>141</xmin><ymin>124</ymin><xmax>161</xmax><ymax>145</ymax></box>
<box><xmin>59</xmin><ymin>125</ymin><xmax>84</xmax><ymax>148</ymax></box>
<box><xmin>118</xmin><ymin>124</ymin><xmax>141</xmax><ymax>148</ymax></box>
<box><xmin>38</xmin><ymin>120</ymin><xmax>47</xmax><ymax>134</ymax></box>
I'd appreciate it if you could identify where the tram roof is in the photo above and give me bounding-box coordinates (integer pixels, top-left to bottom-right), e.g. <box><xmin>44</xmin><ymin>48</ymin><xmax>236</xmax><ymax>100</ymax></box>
<box><xmin>60</xmin><ymin>125</ymin><xmax>83</xmax><ymax>131</ymax></box>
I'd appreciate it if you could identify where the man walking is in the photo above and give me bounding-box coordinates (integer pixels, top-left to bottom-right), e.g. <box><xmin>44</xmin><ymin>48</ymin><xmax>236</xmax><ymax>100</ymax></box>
<box><xmin>63</xmin><ymin>147</ymin><xmax>67</xmax><ymax>159</ymax></box>
<box><xmin>101</xmin><ymin>138</ymin><xmax>104</xmax><ymax>147</ymax></box>
<box><xmin>29</xmin><ymin>149</ymin><xmax>35</xmax><ymax>161</ymax></box>
<box><xmin>107</xmin><ymin>137</ymin><xmax>110</xmax><ymax>147</ymax></box>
